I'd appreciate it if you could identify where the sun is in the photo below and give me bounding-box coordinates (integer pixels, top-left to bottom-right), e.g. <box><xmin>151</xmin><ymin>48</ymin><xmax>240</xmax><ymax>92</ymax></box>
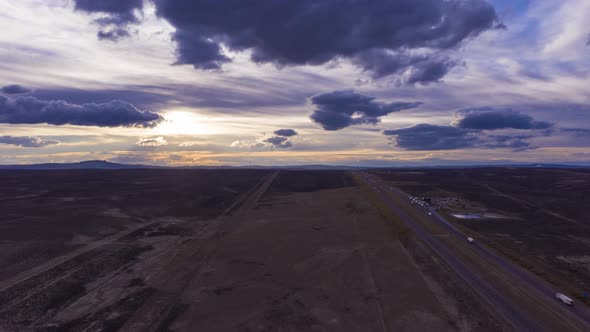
<box><xmin>155</xmin><ymin>111</ymin><xmax>215</xmax><ymax>136</ymax></box>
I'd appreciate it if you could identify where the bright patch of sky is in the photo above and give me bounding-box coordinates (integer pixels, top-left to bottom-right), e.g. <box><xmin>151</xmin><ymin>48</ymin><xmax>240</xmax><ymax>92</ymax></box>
<box><xmin>0</xmin><ymin>0</ymin><xmax>588</xmax><ymax>166</ymax></box>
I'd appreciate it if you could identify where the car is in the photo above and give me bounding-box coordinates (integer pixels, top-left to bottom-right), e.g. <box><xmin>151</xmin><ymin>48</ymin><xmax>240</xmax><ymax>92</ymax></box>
<box><xmin>428</xmin><ymin>212</ymin><xmax>432</xmax><ymax>216</ymax></box>
<box><xmin>467</xmin><ymin>237</ymin><xmax>475</xmax><ymax>243</ymax></box>
<box><xmin>556</xmin><ymin>293</ymin><xmax>574</xmax><ymax>306</ymax></box>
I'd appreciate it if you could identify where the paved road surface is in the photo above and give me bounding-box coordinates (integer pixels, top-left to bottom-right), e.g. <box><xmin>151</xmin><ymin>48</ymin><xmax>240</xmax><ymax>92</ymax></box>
<box><xmin>356</xmin><ymin>171</ymin><xmax>590</xmax><ymax>332</ymax></box>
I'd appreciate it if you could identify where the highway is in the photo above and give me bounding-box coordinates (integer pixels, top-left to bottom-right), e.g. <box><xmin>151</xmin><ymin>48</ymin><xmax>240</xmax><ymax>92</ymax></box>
<box><xmin>355</xmin><ymin>171</ymin><xmax>590</xmax><ymax>331</ymax></box>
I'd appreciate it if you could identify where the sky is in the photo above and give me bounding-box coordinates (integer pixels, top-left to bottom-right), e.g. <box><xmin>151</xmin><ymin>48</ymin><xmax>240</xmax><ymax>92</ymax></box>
<box><xmin>0</xmin><ymin>0</ymin><xmax>589</xmax><ymax>166</ymax></box>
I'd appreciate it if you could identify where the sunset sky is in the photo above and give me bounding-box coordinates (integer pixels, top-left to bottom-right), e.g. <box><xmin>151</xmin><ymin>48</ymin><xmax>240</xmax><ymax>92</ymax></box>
<box><xmin>0</xmin><ymin>0</ymin><xmax>589</xmax><ymax>166</ymax></box>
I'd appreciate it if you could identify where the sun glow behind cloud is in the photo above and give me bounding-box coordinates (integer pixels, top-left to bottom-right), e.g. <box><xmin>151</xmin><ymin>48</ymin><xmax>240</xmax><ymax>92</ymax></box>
<box><xmin>153</xmin><ymin>111</ymin><xmax>219</xmax><ymax>136</ymax></box>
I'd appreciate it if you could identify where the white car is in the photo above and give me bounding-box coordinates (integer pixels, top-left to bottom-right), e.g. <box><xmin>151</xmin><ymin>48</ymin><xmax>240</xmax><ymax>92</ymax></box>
<box><xmin>556</xmin><ymin>293</ymin><xmax>574</xmax><ymax>305</ymax></box>
<box><xmin>467</xmin><ymin>237</ymin><xmax>475</xmax><ymax>243</ymax></box>
<box><xmin>428</xmin><ymin>212</ymin><xmax>432</xmax><ymax>216</ymax></box>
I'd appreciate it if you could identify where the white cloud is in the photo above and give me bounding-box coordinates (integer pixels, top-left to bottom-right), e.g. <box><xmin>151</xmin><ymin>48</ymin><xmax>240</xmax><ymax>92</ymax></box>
<box><xmin>136</xmin><ymin>136</ymin><xmax>167</xmax><ymax>147</ymax></box>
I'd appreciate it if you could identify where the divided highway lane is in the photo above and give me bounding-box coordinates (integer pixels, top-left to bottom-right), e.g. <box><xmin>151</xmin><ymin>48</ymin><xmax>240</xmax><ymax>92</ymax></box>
<box><xmin>375</xmin><ymin>173</ymin><xmax>590</xmax><ymax>328</ymax></box>
<box><xmin>355</xmin><ymin>172</ymin><xmax>540</xmax><ymax>331</ymax></box>
<box><xmin>355</xmin><ymin>171</ymin><xmax>590</xmax><ymax>332</ymax></box>
<box><xmin>431</xmin><ymin>201</ymin><xmax>590</xmax><ymax>323</ymax></box>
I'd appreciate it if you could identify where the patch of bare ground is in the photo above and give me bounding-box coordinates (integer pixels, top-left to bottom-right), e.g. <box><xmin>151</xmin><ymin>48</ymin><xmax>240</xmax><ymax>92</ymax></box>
<box><xmin>0</xmin><ymin>169</ymin><xmax>270</xmax><ymax>281</ymax></box>
<box><xmin>0</xmin><ymin>220</ymin><xmax>198</xmax><ymax>331</ymax></box>
<box><xmin>0</xmin><ymin>170</ymin><xmax>518</xmax><ymax>330</ymax></box>
<box><xmin>166</xmin><ymin>183</ymin><xmax>462</xmax><ymax>331</ymax></box>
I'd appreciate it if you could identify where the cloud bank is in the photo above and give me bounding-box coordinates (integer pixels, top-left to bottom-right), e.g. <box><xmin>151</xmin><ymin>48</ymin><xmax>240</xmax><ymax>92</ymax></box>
<box><xmin>384</xmin><ymin>124</ymin><xmax>477</xmax><ymax>150</ymax></box>
<box><xmin>351</xmin><ymin>50</ymin><xmax>458</xmax><ymax>84</ymax></box>
<box><xmin>0</xmin><ymin>96</ymin><xmax>163</xmax><ymax>127</ymax></box>
<box><xmin>0</xmin><ymin>136</ymin><xmax>60</xmax><ymax>148</ymax></box>
<box><xmin>310</xmin><ymin>90</ymin><xmax>420</xmax><ymax>130</ymax></box>
<box><xmin>74</xmin><ymin>0</ymin><xmax>144</xmax><ymax>41</ymax></box>
<box><xmin>273</xmin><ymin>129</ymin><xmax>298</xmax><ymax>137</ymax></box>
<box><xmin>454</xmin><ymin>107</ymin><xmax>554</xmax><ymax>130</ymax></box>
<box><xmin>77</xmin><ymin>0</ymin><xmax>501</xmax><ymax>82</ymax></box>
<box><xmin>264</xmin><ymin>136</ymin><xmax>293</xmax><ymax>149</ymax></box>
<box><xmin>232</xmin><ymin>128</ymin><xmax>299</xmax><ymax>149</ymax></box>
<box><xmin>384</xmin><ymin>108</ymin><xmax>554</xmax><ymax>151</ymax></box>
<box><xmin>1</xmin><ymin>85</ymin><xmax>31</xmax><ymax>94</ymax></box>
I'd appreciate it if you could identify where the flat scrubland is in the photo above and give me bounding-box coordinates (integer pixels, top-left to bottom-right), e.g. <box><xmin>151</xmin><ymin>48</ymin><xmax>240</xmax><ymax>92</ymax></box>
<box><xmin>0</xmin><ymin>169</ymin><xmax>268</xmax><ymax>330</ymax></box>
<box><xmin>370</xmin><ymin>167</ymin><xmax>590</xmax><ymax>305</ymax></box>
<box><xmin>0</xmin><ymin>169</ymin><xmax>268</xmax><ymax>280</ymax></box>
<box><xmin>0</xmin><ymin>169</ymin><xmax>508</xmax><ymax>331</ymax></box>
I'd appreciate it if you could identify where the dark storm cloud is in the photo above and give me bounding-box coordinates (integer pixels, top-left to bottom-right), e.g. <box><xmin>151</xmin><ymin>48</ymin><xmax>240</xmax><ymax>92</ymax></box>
<box><xmin>383</xmin><ymin>109</ymin><xmax>554</xmax><ymax>150</ymax></box>
<box><xmin>352</xmin><ymin>51</ymin><xmax>457</xmax><ymax>84</ymax></box>
<box><xmin>74</xmin><ymin>0</ymin><xmax>143</xmax><ymax>13</ymax></box>
<box><xmin>74</xmin><ymin>0</ymin><xmax>144</xmax><ymax>41</ymax></box>
<box><xmin>264</xmin><ymin>136</ymin><xmax>287</xmax><ymax>145</ymax></box>
<box><xmin>1</xmin><ymin>84</ymin><xmax>31</xmax><ymax>94</ymax></box>
<box><xmin>153</xmin><ymin>0</ymin><xmax>499</xmax><ymax>66</ymax></box>
<box><xmin>560</xmin><ymin>128</ymin><xmax>590</xmax><ymax>136</ymax></box>
<box><xmin>129</xmin><ymin>0</ymin><xmax>499</xmax><ymax>81</ymax></box>
<box><xmin>384</xmin><ymin>124</ymin><xmax>534</xmax><ymax>151</ymax></box>
<box><xmin>274</xmin><ymin>129</ymin><xmax>298</xmax><ymax>137</ymax></box>
<box><xmin>264</xmin><ymin>136</ymin><xmax>293</xmax><ymax>149</ymax></box>
<box><xmin>0</xmin><ymin>95</ymin><xmax>162</xmax><ymax>127</ymax></box>
<box><xmin>481</xmin><ymin>134</ymin><xmax>533</xmax><ymax>151</ymax></box>
<box><xmin>310</xmin><ymin>90</ymin><xmax>421</xmax><ymax>131</ymax></box>
<box><xmin>384</xmin><ymin>124</ymin><xmax>477</xmax><ymax>150</ymax></box>
<box><xmin>0</xmin><ymin>136</ymin><xmax>60</xmax><ymax>148</ymax></box>
<box><xmin>405</xmin><ymin>57</ymin><xmax>458</xmax><ymax>85</ymax></box>
<box><xmin>454</xmin><ymin>107</ymin><xmax>554</xmax><ymax>130</ymax></box>
<box><xmin>172</xmin><ymin>30</ymin><xmax>231</xmax><ymax>70</ymax></box>
<box><xmin>97</xmin><ymin>26</ymin><xmax>132</xmax><ymax>41</ymax></box>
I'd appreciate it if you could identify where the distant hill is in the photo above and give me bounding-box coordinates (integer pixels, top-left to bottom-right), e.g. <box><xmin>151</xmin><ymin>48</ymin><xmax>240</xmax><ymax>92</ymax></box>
<box><xmin>0</xmin><ymin>160</ymin><xmax>148</xmax><ymax>170</ymax></box>
<box><xmin>0</xmin><ymin>161</ymin><xmax>357</xmax><ymax>170</ymax></box>
<box><xmin>412</xmin><ymin>163</ymin><xmax>590</xmax><ymax>169</ymax></box>
<box><xmin>241</xmin><ymin>165</ymin><xmax>362</xmax><ymax>170</ymax></box>
<box><xmin>0</xmin><ymin>160</ymin><xmax>587</xmax><ymax>170</ymax></box>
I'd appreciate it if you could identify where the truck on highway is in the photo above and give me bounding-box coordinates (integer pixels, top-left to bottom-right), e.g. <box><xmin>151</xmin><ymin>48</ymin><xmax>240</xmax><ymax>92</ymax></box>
<box><xmin>556</xmin><ymin>293</ymin><xmax>574</xmax><ymax>305</ymax></box>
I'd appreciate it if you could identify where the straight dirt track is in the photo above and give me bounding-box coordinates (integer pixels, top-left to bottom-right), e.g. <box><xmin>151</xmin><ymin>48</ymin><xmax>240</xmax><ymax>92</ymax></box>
<box><xmin>0</xmin><ymin>219</ymin><xmax>156</xmax><ymax>294</ymax></box>
<box><xmin>118</xmin><ymin>170</ymin><xmax>280</xmax><ymax>332</ymax></box>
<box><xmin>0</xmin><ymin>169</ymin><xmax>270</xmax><ymax>331</ymax></box>
<box><xmin>163</xmin><ymin>170</ymin><xmax>499</xmax><ymax>331</ymax></box>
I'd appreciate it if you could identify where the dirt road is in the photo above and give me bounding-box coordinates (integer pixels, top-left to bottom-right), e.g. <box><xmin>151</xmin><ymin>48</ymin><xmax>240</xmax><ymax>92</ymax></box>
<box><xmin>0</xmin><ymin>219</ymin><xmax>157</xmax><ymax>293</ymax></box>
<box><xmin>118</xmin><ymin>170</ymin><xmax>281</xmax><ymax>331</ymax></box>
<box><xmin>161</xmin><ymin>171</ymin><xmax>502</xmax><ymax>331</ymax></box>
<box><xmin>0</xmin><ymin>170</ymin><xmax>271</xmax><ymax>331</ymax></box>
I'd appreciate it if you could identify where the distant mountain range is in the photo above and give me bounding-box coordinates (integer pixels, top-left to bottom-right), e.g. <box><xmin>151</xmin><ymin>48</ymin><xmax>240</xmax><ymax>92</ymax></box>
<box><xmin>0</xmin><ymin>160</ymin><xmax>587</xmax><ymax>170</ymax></box>
<box><xmin>0</xmin><ymin>160</ymin><xmax>362</xmax><ymax>170</ymax></box>
<box><xmin>0</xmin><ymin>160</ymin><xmax>145</xmax><ymax>170</ymax></box>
